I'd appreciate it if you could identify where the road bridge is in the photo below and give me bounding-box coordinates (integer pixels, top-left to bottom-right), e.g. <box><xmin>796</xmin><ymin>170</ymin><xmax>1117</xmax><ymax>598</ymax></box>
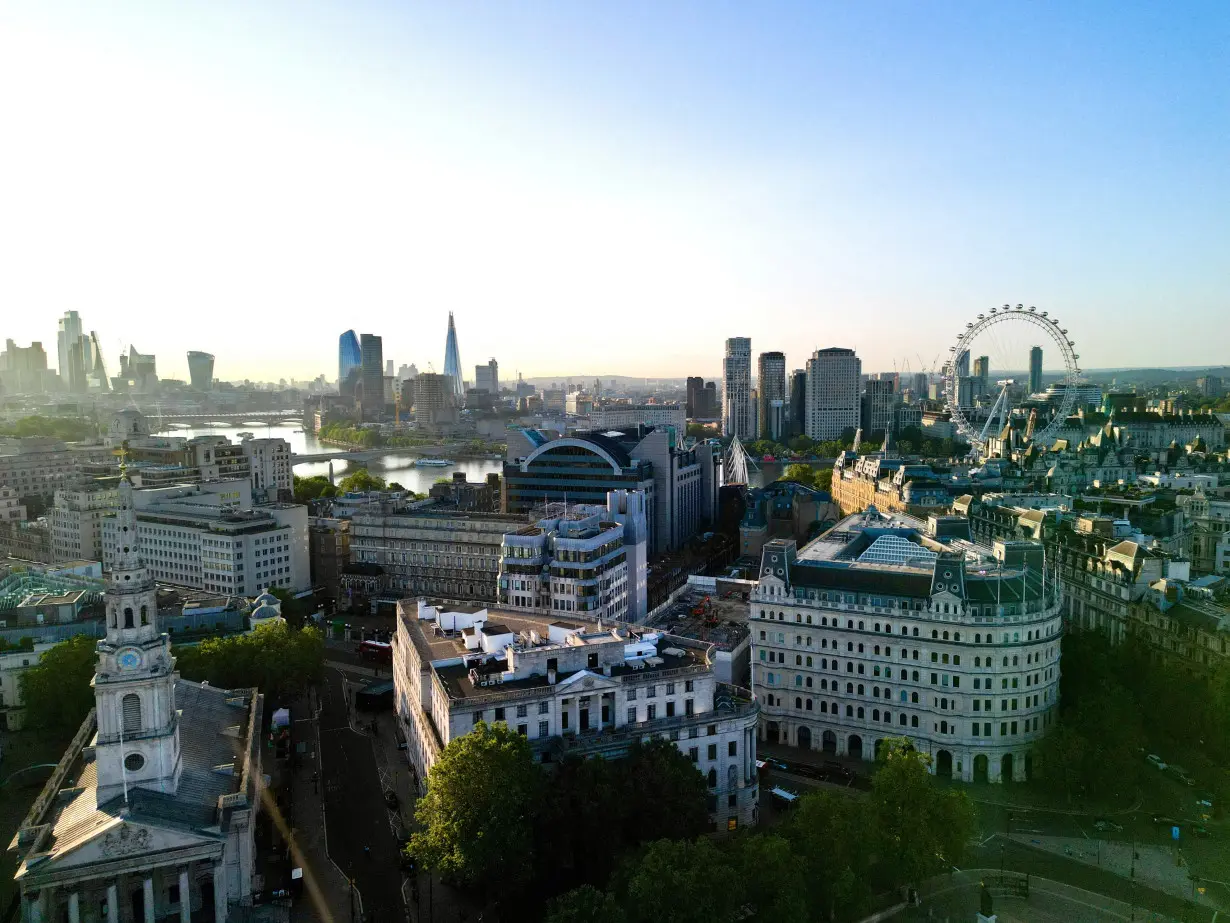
<box><xmin>149</xmin><ymin>410</ymin><xmax>304</xmax><ymax>426</ymax></box>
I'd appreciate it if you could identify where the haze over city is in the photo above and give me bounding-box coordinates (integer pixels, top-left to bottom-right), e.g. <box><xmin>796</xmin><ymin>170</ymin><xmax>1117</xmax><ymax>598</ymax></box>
<box><xmin>2</xmin><ymin>1</ymin><xmax>1228</xmax><ymax>380</ymax></box>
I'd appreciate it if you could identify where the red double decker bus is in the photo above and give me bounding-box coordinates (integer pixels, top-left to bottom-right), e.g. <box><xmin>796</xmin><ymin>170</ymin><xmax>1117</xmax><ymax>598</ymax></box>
<box><xmin>357</xmin><ymin>640</ymin><xmax>392</xmax><ymax>664</ymax></box>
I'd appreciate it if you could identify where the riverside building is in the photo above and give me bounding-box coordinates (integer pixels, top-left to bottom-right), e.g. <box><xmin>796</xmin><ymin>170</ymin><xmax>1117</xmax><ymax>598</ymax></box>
<box><xmin>394</xmin><ymin>599</ymin><xmax>761</xmax><ymax>830</ymax></box>
<box><xmin>751</xmin><ymin>507</ymin><xmax>1062</xmax><ymax>783</ymax></box>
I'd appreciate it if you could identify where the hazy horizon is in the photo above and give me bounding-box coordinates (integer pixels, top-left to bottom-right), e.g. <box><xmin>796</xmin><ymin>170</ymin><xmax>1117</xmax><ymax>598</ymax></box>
<box><xmin>2</xmin><ymin>2</ymin><xmax>1227</xmax><ymax>381</ymax></box>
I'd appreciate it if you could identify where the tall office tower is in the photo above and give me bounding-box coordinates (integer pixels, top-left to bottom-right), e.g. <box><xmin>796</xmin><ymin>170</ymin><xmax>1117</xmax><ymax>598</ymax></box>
<box><xmin>385</xmin><ymin>359</ymin><xmax>394</xmax><ymax>377</ymax></box>
<box><xmin>703</xmin><ymin>381</ymin><xmax>718</xmax><ymax>418</ymax></box>
<box><xmin>443</xmin><ymin>312</ymin><xmax>464</xmax><ymax>400</ymax></box>
<box><xmin>723</xmin><ymin>337</ymin><xmax>753</xmax><ymax>439</ymax></box>
<box><xmin>88</xmin><ymin>332</ymin><xmax>110</xmax><ymax>391</ymax></box>
<box><xmin>359</xmin><ymin>333</ymin><xmax>384</xmax><ymax>421</ymax></box>
<box><xmin>475</xmin><ymin>358</ymin><xmax>499</xmax><ymax>394</ymax></box>
<box><xmin>789</xmin><ymin>369</ymin><xmax>807</xmax><ymax>436</ymax></box>
<box><xmin>1029</xmin><ymin>346</ymin><xmax>1043</xmax><ymax>395</ymax></box>
<box><xmin>338</xmin><ymin>330</ymin><xmax>362</xmax><ymax>399</ymax></box>
<box><xmin>955</xmin><ymin>351</ymin><xmax>970</xmax><ymax>380</ymax></box>
<box><xmin>860</xmin><ymin>378</ymin><xmax>898</xmax><ymax>439</ymax></box>
<box><xmin>805</xmin><ymin>347</ymin><xmax>861</xmax><ymax>441</ymax></box>
<box><xmin>972</xmin><ymin>356</ymin><xmax>989</xmax><ymax>383</ymax></box>
<box><xmin>685</xmin><ymin>376</ymin><xmax>704</xmax><ymax>418</ymax></box>
<box><xmin>56</xmin><ymin>311</ymin><xmax>86</xmax><ymax>390</ymax></box>
<box><xmin>187</xmin><ymin>351</ymin><xmax>215</xmax><ymax>390</ymax></box>
<box><xmin>757</xmin><ymin>352</ymin><xmax>787</xmax><ymax>441</ymax></box>
<box><xmin>911</xmin><ymin>372</ymin><xmax>929</xmax><ymax>399</ymax></box>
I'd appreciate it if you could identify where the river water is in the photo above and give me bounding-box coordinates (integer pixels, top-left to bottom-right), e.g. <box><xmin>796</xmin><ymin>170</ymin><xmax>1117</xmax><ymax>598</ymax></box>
<box><xmin>154</xmin><ymin>424</ymin><xmax>804</xmax><ymax>493</ymax></box>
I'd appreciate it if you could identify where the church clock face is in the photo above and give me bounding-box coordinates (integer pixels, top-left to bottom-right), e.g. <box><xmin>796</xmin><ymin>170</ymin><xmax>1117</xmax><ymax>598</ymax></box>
<box><xmin>118</xmin><ymin>650</ymin><xmax>141</xmax><ymax>671</ymax></box>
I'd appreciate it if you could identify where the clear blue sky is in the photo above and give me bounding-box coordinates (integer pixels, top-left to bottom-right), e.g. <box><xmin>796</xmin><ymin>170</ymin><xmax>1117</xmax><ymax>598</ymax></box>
<box><xmin>1</xmin><ymin>1</ymin><xmax>1226</xmax><ymax>382</ymax></box>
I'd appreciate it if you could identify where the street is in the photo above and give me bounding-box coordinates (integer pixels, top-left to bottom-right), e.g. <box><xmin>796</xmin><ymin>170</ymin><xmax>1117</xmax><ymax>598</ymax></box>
<box><xmin>318</xmin><ymin>666</ymin><xmax>406</xmax><ymax>923</ymax></box>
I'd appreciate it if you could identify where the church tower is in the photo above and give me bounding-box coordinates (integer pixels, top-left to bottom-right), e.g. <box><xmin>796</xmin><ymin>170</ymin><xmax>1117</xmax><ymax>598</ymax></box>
<box><xmin>94</xmin><ymin>457</ymin><xmax>181</xmax><ymax>804</ymax></box>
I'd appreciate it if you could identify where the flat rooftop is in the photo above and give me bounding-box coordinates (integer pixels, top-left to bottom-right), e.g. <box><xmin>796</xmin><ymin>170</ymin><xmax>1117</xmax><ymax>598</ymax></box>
<box><xmin>647</xmin><ymin>585</ymin><xmax>750</xmax><ymax>653</ymax></box>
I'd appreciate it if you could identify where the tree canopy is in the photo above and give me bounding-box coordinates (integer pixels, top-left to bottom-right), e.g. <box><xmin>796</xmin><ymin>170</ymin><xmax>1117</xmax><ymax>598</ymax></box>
<box><xmin>410</xmin><ymin>721</ymin><xmax>542</xmax><ymax>892</ymax></box>
<box><xmin>0</xmin><ymin>415</ymin><xmax>96</xmax><ymax>442</ymax></box>
<box><xmin>19</xmin><ymin>634</ymin><xmax>96</xmax><ymax>731</ymax></box>
<box><xmin>336</xmin><ymin>467</ymin><xmax>386</xmax><ymax>493</ymax></box>
<box><xmin>780</xmin><ymin>463</ymin><xmax>833</xmax><ymax>493</ymax></box>
<box><xmin>174</xmin><ymin>621</ymin><xmax>323</xmax><ymax>700</ymax></box>
<box><xmin>292</xmin><ymin>474</ymin><xmax>336</xmax><ymax>503</ymax></box>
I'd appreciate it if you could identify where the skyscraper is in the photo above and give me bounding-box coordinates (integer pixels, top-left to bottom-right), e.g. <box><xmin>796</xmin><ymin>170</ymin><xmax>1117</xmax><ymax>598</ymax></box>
<box><xmin>338</xmin><ymin>330</ymin><xmax>361</xmax><ymax>399</ymax></box>
<box><xmin>757</xmin><ymin>351</ymin><xmax>787</xmax><ymax>441</ymax></box>
<box><xmin>475</xmin><ymin>358</ymin><xmax>499</xmax><ymax>394</ymax></box>
<box><xmin>723</xmin><ymin>337</ymin><xmax>753</xmax><ymax>439</ymax></box>
<box><xmin>685</xmin><ymin>376</ymin><xmax>704</xmax><ymax>419</ymax></box>
<box><xmin>955</xmin><ymin>351</ymin><xmax>970</xmax><ymax>380</ymax></box>
<box><xmin>443</xmin><ymin>312</ymin><xmax>464</xmax><ymax>400</ymax></box>
<box><xmin>1029</xmin><ymin>346</ymin><xmax>1043</xmax><ymax>395</ymax></box>
<box><xmin>860</xmin><ymin>378</ymin><xmax>898</xmax><ymax>440</ymax></box>
<box><xmin>805</xmin><ymin>348</ymin><xmax>861</xmax><ymax>441</ymax></box>
<box><xmin>789</xmin><ymin>369</ymin><xmax>807</xmax><ymax>436</ymax></box>
<box><xmin>187</xmin><ymin>351</ymin><xmax>215</xmax><ymax>390</ymax></box>
<box><xmin>56</xmin><ymin>311</ymin><xmax>93</xmax><ymax>392</ymax></box>
<box><xmin>360</xmin><ymin>333</ymin><xmax>384</xmax><ymax>421</ymax></box>
<box><xmin>972</xmin><ymin>355</ymin><xmax>989</xmax><ymax>383</ymax></box>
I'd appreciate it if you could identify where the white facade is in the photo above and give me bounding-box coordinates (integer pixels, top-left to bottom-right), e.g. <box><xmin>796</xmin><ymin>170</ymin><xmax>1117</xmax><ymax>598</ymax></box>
<box><xmin>102</xmin><ymin>482</ymin><xmax>309</xmax><ymax>596</ymax></box>
<box><xmin>805</xmin><ymin>347</ymin><xmax>862</xmax><ymax>441</ymax></box>
<box><xmin>394</xmin><ymin>600</ymin><xmax>761</xmax><ymax>830</ymax></box>
<box><xmin>1</xmin><ymin>486</ymin><xmax>26</xmax><ymax>522</ymax></box>
<box><xmin>499</xmin><ymin>508</ymin><xmax>631</xmax><ymax>622</ymax></box>
<box><xmin>475</xmin><ymin>359</ymin><xmax>499</xmax><ymax>395</ymax></box>
<box><xmin>240</xmin><ymin>437</ymin><xmax>293</xmax><ymax>501</ymax></box>
<box><xmin>751</xmin><ymin>518</ymin><xmax>1062</xmax><ymax>783</ymax></box>
<box><xmin>590</xmin><ymin>404</ymin><xmax>686</xmax><ymax>434</ymax></box>
<box><xmin>52</xmin><ymin>485</ymin><xmax>120</xmax><ymax>563</ymax></box>
<box><xmin>723</xmin><ymin>337</ymin><xmax>753</xmax><ymax>440</ymax></box>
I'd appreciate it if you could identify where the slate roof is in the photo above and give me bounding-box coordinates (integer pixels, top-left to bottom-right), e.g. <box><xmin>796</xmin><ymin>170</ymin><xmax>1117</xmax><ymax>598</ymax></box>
<box><xmin>34</xmin><ymin>680</ymin><xmax>259</xmax><ymax>858</ymax></box>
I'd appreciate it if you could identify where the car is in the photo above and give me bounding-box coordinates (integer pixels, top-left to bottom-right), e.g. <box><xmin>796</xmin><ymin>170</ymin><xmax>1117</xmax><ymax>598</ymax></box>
<box><xmin>1197</xmin><ymin>799</ymin><xmax>1214</xmax><ymax>809</ymax></box>
<box><xmin>1151</xmin><ymin>815</ymin><xmax>1178</xmax><ymax>827</ymax></box>
<box><xmin>1193</xmin><ymin>826</ymin><xmax>1211</xmax><ymax>839</ymax></box>
<box><xmin>1146</xmin><ymin>754</ymin><xmax>1168</xmax><ymax>771</ymax></box>
<box><xmin>1093</xmin><ymin>820</ymin><xmax>1124</xmax><ymax>833</ymax></box>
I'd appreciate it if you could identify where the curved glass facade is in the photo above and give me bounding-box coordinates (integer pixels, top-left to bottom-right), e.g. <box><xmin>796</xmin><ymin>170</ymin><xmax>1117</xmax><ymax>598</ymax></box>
<box><xmin>338</xmin><ymin>330</ymin><xmax>361</xmax><ymax>398</ymax></box>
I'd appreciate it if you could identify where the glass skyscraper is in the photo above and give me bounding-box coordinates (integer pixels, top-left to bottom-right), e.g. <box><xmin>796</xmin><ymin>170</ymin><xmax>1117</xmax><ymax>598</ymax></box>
<box><xmin>442</xmin><ymin>312</ymin><xmax>464</xmax><ymax>399</ymax></box>
<box><xmin>339</xmin><ymin>330</ymin><xmax>361</xmax><ymax>399</ymax></box>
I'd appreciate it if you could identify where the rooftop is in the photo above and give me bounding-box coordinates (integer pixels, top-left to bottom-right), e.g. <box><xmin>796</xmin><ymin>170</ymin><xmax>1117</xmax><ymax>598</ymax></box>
<box><xmin>646</xmin><ymin>585</ymin><xmax>750</xmax><ymax>653</ymax></box>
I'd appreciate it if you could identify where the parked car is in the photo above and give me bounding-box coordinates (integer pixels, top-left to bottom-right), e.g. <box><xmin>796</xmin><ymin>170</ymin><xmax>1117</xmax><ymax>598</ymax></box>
<box><xmin>1146</xmin><ymin>754</ymin><xmax>1168</xmax><ymax>771</ymax></box>
<box><xmin>1193</xmin><ymin>826</ymin><xmax>1211</xmax><ymax>839</ymax></box>
<box><xmin>1093</xmin><ymin>819</ymin><xmax>1124</xmax><ymax>833</ymax></box>
<box><xmin>1197</xmin><ymin>799</ymin><xmax>1214</xmax><ymax>809</ymax></box>
<box><xmin>1151</xmin><ymin>815</ymin><xmax>1178</xmax><ymax>827</ymax></box>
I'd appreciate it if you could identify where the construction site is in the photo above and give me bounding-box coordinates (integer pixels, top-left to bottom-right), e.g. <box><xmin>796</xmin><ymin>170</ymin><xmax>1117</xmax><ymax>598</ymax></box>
<box><xmin>645</xmin><ymin>577</ymin><xmax>753</xmax><ymax>686</ymax></box>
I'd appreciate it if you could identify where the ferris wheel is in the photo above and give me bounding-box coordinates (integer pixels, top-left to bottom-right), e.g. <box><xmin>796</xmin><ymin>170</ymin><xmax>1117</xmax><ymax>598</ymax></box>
<box><xmin>943</xmin><ymin>304</ymin><xmax>1081</xmax><ymax>457</ymax></box>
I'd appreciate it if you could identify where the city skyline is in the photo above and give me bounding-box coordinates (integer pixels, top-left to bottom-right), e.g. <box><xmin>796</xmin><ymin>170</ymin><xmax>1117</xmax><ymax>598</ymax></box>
<box><xmin>2</xmin><ymin>2</ymin><xmax>1227</xmax><ymax>380</ymax></box>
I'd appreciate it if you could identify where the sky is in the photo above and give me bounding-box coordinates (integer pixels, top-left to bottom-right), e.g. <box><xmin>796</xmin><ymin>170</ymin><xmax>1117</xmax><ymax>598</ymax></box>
<box><xmin>1</xmin><ymin>1</ymin><xmax>1227</xmax><ymax>383</ymax></box>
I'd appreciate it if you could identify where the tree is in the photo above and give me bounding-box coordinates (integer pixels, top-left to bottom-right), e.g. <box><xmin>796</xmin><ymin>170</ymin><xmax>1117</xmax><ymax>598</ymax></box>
<box><xmin>788</xmin><ymin>434</ymin><xmax>815</xmax><ymax>454</ymax></box>
<box><xmin>292</xmin><ymin>474</ymin><xmax>336</xmax><ymax>503</ymax></box>
<box><xmin>617</xmin><ymin>839</ymin><xmax>745</xmax><ymax>923</ymax></box>
<box><xmin>729</xmin><ymin>834</ymin><xmax>809</xmax><ymax>923</ymax></box>
<box><xmin>174</xmin><ymin>622</ymin><xmax>324</xmax><ymax>699</ymax></box>
<box><xmin>536</xmin><ymin>755</ymin><xmax>629</xmax><ymax>890</ymax></box>
<box><xmin>617</xmin><ymin>739</ymin><xmax>709</xmax><ymax>845</ymax></box>
<box><xmin>545</xmin><ymin>885</ymin><xmax>626</xmax><ymax>923</ymax></box>
<box><xmin>1033</xmin><ymin>721</ymin><xmax>1089</xmax><ymax>803</ymax></box>
<box><xmin>19</xmin><ymin>634</ymin><xmax>96</xmax><ymax>731</ymax></box>
<box><xmin>784</xmin><ymin>790</ymin><xmax>875</xmax><ymax>920</ymax></box>
<box><xmin>686</xmin><ymin>423</ymin><xmax>718</xmax><ymax>439</ymax></box>
<box><xmin>869</xmin><ymin>739</ymin><xmax>975</xmax><ymax>888</ymax></box>
<box><xmin>410</xmin><ymin>722</ymin><xmax>542</xmax><ymax>892</ymax></box>
<box><xmin>781</xmin><ymin>463</ymin><xmax>817</xmax><ymax>489</ymax></box>
<box><xmin>812</xmin><ymin>468</ymin><xmax>833</xmax><ymax>492</ymax></box>
<box><xmin>337</xmin><ymin>467</ymin><xmax>385</xmax><ymax>493</ymax></box>
<box><xmin>266</xmin><ymin>586</ymin><xmax>311</xmax><ymax>630</ymax></box>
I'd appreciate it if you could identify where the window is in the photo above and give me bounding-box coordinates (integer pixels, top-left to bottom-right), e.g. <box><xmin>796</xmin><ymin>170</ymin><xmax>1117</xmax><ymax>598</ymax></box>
<box><xmin>685</xmin><ymin>698</ymin><xmax>694</xmax><ymax>715</ymax></box>
<box><xmin>538</xmin><ymin>720</ymin><xmax>549</xmax><ymax>736</ymax></box>
<box><xmin>516</xmin><ymin>704</ymin><xmax>528</xmax><ymax>718</ymax></box>
<box><xmin>494</xmin><ymin>707</ymin><xmax>506</xmax><ymax>721</ymax></box>
<box><xmin>707</xmin><ymin>743</ymin><xmax>718</xmax><ymax>760</ymax></box>
<box><xmin>647</xmin><ymin>704</ymin><xmax>657</xmax><ymax>720</ymax></box>
<box><xmin>517</xmin><ymin>724</ymin><xmax>527</xmax><ymax>736</ymax></box>
<box><xmin>122</xmin><ymin>694</ymin><xmax>141</xmax><ymax>734</ymax></box>
<box><xmin>685</xmin><ymin>680</ymin><xmax>694</xmax><ymax>692</ymax></box>
<box><xmin>473</xmin><ymin>711</ymin><xmax>483</xmax><ymax>726</ymax></box>
<box><xmin>627</xmin><ymin>707</ymin><xmax>636</xmax><ymax>723</ymax></box>
<box><xmin>539</xmin><ymin>701</ymin><xmax>549</xmax><ymax>715</ymax></box>
<box><xmin>689</xmin><ymin>747</ymin><xmax>699</xmax><ymax>762</ymax></box>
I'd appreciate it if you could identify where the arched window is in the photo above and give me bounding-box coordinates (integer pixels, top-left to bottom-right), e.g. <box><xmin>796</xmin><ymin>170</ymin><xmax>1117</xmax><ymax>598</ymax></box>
<box><xmin>900</xmin><ymin>690</ymin><xmax>907</xmax><ymax>702</ymax></box>
<box><xmin>123</xmin><ymin>607</ymin><xmax>134</xmax><ymax>629</ymax></box>
<box><xmin>975</xmin><ymin>633</ymin><xmax>982</xmax><ymax>643</ymax></box>
<box><xmin>911</xmin><ymin>715</ymin><xmax>919</xmax><ymax>728</ymax></box>
<box><xmin>821</xmin><ymin>679</ymin><xmax>828</xmax><ymax>691</ymax></box>
<box><xmin>899</xmin><ymin>713</ymin><xmax>907</xmax><ymax>726</ymax></box>
<box><xmin>857</xmin><ymin>684</ymin><xmax>864</xmax><ymax>695</ymax></box>
<box><xmin>845</xmin><ymin>705</ymin><xmax>854</xmax><ymax>717</ymax></box>
<box><xmin>805</xmin><ymin>699</ymin><xmax>813</xmax><ymax>711</ymax></box>
<box><xmin>140</xmin><ymin>605</ymin><xmax>148</xmax><ymax>626</ymax></box>
<box><xmin>847</xmin><ymin>642</ymin><xmax>854</xmax><ymax>652</ymax></box>
<box><xmin>875</xmin><ymin>623</ymin><xmax>881</xmax><ymax>632</ymax></box>
<box><xmin>846</xmin><ymin>682</ymin><xmax>854</xmax><ymax>694</ymax></box>
<box><xmin>975</xmin><ymin>656</ymin><xmax>981</xmax><ymax>667</ymax></box>
<box><xmin>857</xmin><ymin>707</ymin><xmax>864</xmax><ymax>719</ymax></box>
<box><xmin>943</xmin><ymin>631</ymin><xmax>949</xmax><ymax>640</ymax></box>
<box><xmin>795</xmin><ymin>697</ymin><xmax>802</xmax><ymax>710</ymax></box>
<box><xmin>912</xmin><ymin>627</ymin><xmax>919</xmax><ymax>637</ymax></box>
<box><xmin>806</xmin><ymin>656</ymin><xmax>813</xmax><ymax>667</ymax></box>
<box><xmin>858</xmin><ymin>621</ymin><xmax>864</xmax><ymax>630</ymax></box>
<box><xmin>707</xmin><ymin>768</ymin><xmax>717</xmax><ymax>789</ymax></box>
<box><xmin>821</xmin><ymin>701</ymin><xmax>828</xmax><ymax>713</ymax></box>
<box><xmin>873</xmin><ymin>709</ymin><xmax>881</xmax><ymax>721</ymax></box>
<box><xmin>911</xmin><ymin>692</ymin><xmax>919</xmax><ymax>703</ymax></box>
<box><xmin>795</xmin><ymin>655</ymin><xmax>802</xmax><ymax>665</ymax></box>
<box><xmin>122</xmin><ymin>694</ymin><xmax>141</xmax><ymax>734</ymax></box>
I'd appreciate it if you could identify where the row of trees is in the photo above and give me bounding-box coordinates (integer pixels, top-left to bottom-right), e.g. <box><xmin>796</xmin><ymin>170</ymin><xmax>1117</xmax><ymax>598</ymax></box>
<box><xmin>545</xmin><ymin>739</ymin><xmax>975</xmax><ymax>923</ymax></box>
<box><xmin>292</xmin><ymin>468</ymin><xmax>411</xmax><ymax>503</ymax></box>
<box><xmin>18</xmin><ymin>622</ymin><xmax>326</xmax><ymax>734</ymax></box>
<box><xmin>781</xmin><ymin>463</ymin><xmax>834</xmax><ymax>493</ymax></box>
<box><xmin>410</xmin><ymin>724</ymin><xmax>974</xmax><ymax>923</ymax></box>
<box><xmin>0</xmin><ymin>414</ymin><xmax>96</xmax><ymax>441</ymax></box>
<box><xmin>1034</xmin><ymin>632</ymin><xmax>1230</xmax><ymax>804</ymax></box>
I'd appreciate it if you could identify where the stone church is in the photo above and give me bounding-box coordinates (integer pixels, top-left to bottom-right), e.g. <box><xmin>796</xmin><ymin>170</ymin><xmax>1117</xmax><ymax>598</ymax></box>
<box><xmin>9</xmin><ymin>470</ymin><xmax>264</xmax><ymax>923</ymax></box>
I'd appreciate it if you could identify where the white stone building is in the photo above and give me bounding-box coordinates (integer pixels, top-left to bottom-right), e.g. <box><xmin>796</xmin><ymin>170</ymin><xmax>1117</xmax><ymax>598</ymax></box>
<box><xmin>590</xmin><ymin>404</ymin><xmax>686</xmax><ymax>434</ymax></box>
<box><xmin>10</xmin><ymin>472</ymin><xmax>263</xmax><ymax>923</ymax></box>
<box><xmin>0</xmin><ymin>641</ymin><xmax>57</xmax><ymax>732</ymax></box>
<box><xmin>498</xmin><ymin>506</ymin><xmax>631</xmax><ymax>622</ymax></box>
<box><xmin>752</xmin><ymin>509</ymin><xmax>1062</xmax><ymax>783</ymax></box>
<box><xmin>102</xmin><ymin>482</ymin><xmax>309</xmax><ymax>596</ymax></box>
<box><xmin>52</xmin><ymin>485</ymin><xmax>120</xmax><ymax>563</ymax></box>
<box><xmin>394</xmin><ymin>599</ymin><xmax>761</xmax><ymax>830</ymax></box>
<box><xmin>805</xmin><ymin>347</ymin><xmax>862</xmax><ymax>441</ymax></box>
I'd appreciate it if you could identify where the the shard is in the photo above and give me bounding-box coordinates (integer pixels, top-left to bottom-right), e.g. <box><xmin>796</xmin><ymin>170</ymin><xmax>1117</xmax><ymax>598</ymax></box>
<box><xmin>442</xmin><ymin>312</ymin><xmax>464</xmax><ymax>399</ymax></box>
